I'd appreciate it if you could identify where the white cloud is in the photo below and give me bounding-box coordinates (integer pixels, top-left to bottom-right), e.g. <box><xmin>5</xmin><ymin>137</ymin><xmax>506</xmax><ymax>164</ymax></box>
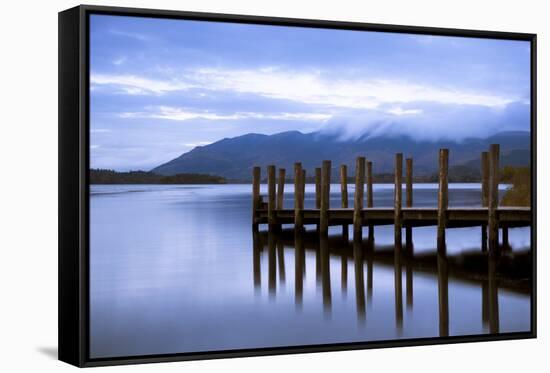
<box><xmin>183</xmin><ymin>141</ymin><xmax>212</xmax><ymax>148</ymax></box>
<box><xmin>90</xmin><ymin>128</ymin><xmax>111</xmax><ymax>133</ymax></box>
<box><xmin>90</xmin><ymin>145</ymin><xmax>100</xmax><ymax>149</ymax></box>
<box><xmin>91</xmin><ymin>67</ymin><xmax>519</xmax><ymax>109</ymax></box>
<box><xmin>112</xmin><ymin>57</ymin><xmax>126</xmax><ymax>66</ymax></box>
<box><xmin>90</xmin><ymin>74</ymin><xmax>193</xmax><ymax>95</ymax></box>
<box><xmin>109</xmin><ymin>29</ymin><xmax>152</xmax><ymax>42</ymax></box>
<box><xmin>386</xmin><ymin>107</ymin><xmax>423</xmax><ymax>116</ymax></box>
<box><xmin>189</xmin><ymin>67</ymin><xmax>517</xmax><ymax>108</ymax></box>
<box><xmin>119</xmin><ymin>106</ymin><xmax>332</xmax><ymax>122</ymax></box>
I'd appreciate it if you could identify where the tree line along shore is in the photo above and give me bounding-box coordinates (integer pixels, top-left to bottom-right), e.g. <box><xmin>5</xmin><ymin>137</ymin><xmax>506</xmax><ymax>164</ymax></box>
<box><xmin>91</xmin><ymin>165</ymin><xmax>530</xmax><ymax>207</ymax></box>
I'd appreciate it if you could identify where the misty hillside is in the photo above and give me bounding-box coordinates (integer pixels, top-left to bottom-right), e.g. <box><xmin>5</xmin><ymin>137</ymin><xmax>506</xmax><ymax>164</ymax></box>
<box><xmin>151</xmin><ymin>130</ymin><xmax>530</xmax><ymax>181</ymax></box>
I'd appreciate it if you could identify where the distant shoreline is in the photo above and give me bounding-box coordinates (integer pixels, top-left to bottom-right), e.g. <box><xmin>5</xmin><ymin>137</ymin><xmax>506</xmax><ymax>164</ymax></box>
<box><xmin>90</xmin><ymin>169</ymin><xmax>227</xmax><ymax>185</ymax></box>
<box><xmin>91</xmin><ymin>164</ymin><xmax>527</xmax><ymax>185</ymax></box>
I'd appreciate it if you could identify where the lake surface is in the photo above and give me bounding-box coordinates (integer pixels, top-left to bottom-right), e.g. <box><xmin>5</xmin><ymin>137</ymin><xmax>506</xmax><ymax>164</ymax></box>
<box><xmin>89</xmin><ymin>183</ymin><xmax>531</xmax><ymax>358</ymax></box>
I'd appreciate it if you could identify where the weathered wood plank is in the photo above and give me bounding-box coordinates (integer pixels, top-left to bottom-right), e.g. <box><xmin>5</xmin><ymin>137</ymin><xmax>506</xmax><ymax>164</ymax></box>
<box><xmin>354</xmin><ymin>157</ymin><xmax>365</xmax><ymax>235</ymax></box>
<box><xmin>267</xmin><ymin>165</ymin><xmax>276</xmax><ymax>226</ymax></box>
<box><xmin>394</xmin><ymin>153</ymin><xmax>403</xmax><ymax>250</ymax></box>
<box><xmin>481</xmin><ymin>151</ymin><xmax>489</xmax><ymax>251</ymax></box>
<box><xmin>437</xmin><ymin>149</ymin><xmax>449</xmax><ymax>251</ymax></box>
<box><xmin>315</xmin><ymin>167</ymin><xmax>321</xmax><ymax>209</ymax></box>
<box><xmin>252</xmin><ymin>166</ymin><xmax>261</xmax><ymax>226</ymax></box>
<box><xmin>406</xmin><ymin>158</ymin><xmax>413</xmax><ymax>248</ymax></box>
<box><xmin>340</xmin><ymin>164</ymin><xmax>349</xmax><ymax>237</ymax></box>
<box><xmin>294</xmin><ymin>162</ymin><xmax>303</xmax><ymax>230</ymax></box>
<box><xmin>257</xmin><ymin>206</ymin><xmax>530</xmax><ymax>227</ymax></box>
<box><xmin>277</xmin><ymin>168</ymin><xmax>286</xmax><ymax>210</ymax></box>
<box><xmin>340</xmin><ymin>165</ymin><xmax>348</xmax><ymax>208</ymax></box>
<box><xmin>488</xmin><ymin>144</ymin><xmax>500</xmax><ymax>252</ymax></box>
<box><xmin>366</xmin><ymin>161</ymin><xmax>373</xmax><ymax>208</ymax></box>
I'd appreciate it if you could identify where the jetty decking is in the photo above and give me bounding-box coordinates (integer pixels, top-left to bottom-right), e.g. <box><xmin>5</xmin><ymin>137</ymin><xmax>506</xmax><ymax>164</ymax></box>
<box><xmin>252</xmin><ymin>144</ymin><xmax>531</xmax><ymax>252</ymax></box>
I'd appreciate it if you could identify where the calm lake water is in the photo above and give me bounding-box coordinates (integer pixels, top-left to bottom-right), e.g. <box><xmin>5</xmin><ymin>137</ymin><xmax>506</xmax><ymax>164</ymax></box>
<box><xmin>89</xmin><ymin>183</ymin><xmax>531</xmax><ymax>358</ymax></box>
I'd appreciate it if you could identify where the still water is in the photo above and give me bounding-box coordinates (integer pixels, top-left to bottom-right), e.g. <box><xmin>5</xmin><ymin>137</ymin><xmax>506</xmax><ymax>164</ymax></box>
<box><xmin>89</xmin><ymin>183</ymin><xmax>531</xmax><ymax>358</ymax></box>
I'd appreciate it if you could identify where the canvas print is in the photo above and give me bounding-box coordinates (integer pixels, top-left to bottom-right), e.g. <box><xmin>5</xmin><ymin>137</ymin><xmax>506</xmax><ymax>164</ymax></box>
<box><xmin>88</xmin><ymin>14</ymin><xmax>532</xmax><ymax>358</ymax></box>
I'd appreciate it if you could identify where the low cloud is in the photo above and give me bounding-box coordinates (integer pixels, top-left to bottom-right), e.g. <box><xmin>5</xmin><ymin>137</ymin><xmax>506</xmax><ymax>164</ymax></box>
<box><xmin>319</xmin><ymin>101</ymin><xmax>529</xmax><ymax>142</ymax></box>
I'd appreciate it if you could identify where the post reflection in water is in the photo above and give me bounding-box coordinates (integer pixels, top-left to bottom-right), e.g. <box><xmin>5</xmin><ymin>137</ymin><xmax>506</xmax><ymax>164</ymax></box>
<box><xmin>394</xmin><ymin>238</ymin><xmax>403</xmax><ymax>334</ymax></box>
<box><xmin>268</xmin><ymin>230</ymin><xmax>277</xmax><ymax>298</ymax></box>
<box><xmin>294</xmin><ymin>229</ymin><xmax>305</xmax><ymax>309</ymax></box>
<box><xmin>405</xmin><ymin>237</ymin><xmax>414</xmax><ymax>310</ymax></box>
<box><xmin>320</xmin><ymin>233</ymin><xmax>332</xmax><ymax>317</ymax></box>
<box><xmin>277</xmin><ymin>240</ymin><xmax>286</xmax><ymax>285</ymax></box>
<box><xmin>252</xmin><ymin>228</ymin><xmax>261</xmax><ymax>292</ymax></box>
<box><xmin>437</xmin><ymin>248</ymin><xmax>449</xmax><ymax>337</ymax></box>
<box><xmin>252</xmin><ymin>225</ymin><xmax>520</xmax><ymax>339</ymax></box>
<box><xmin>341</xmin><ymin>253</ymin><xmax>348</xmax><ymax>298</ymax></box>
<box><xmin>488</xmin><ymin>252</ymin><xmax>500</xmax><ymax>334</ymax></box>
<box><xmin>353</xmin><ymin>232</ymin><xmax>366</xmax><ymax>324</ymax></box>
<box><xmin>367</xmin><ymin>226</ymin><xmax>374</xmax><ymax>306</ymax></box>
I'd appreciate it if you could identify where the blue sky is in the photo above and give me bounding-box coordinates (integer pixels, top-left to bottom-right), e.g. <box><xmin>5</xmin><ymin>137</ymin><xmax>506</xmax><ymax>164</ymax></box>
<box><xmin>89</xmin><ymin>14</ymin><xmax>531</xmax><ymax>171</ymax></box>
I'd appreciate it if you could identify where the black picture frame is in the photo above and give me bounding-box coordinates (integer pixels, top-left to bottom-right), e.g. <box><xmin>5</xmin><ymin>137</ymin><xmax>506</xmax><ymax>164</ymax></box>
<box><xmin>59</xmin><ymin>4</ymin><xmax>537</xmax><ymax>367</ymax></box>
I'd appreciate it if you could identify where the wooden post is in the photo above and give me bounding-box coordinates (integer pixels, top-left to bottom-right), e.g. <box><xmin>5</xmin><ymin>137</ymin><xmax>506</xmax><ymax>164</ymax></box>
<box><xmin>366</xmin><ymin>161</ymin><xmax>374</xmax><ymax>243</ymax></box>
<box><xmin>366</xmin><ymin>161</ymin><xmax>373</xmax><ymax>208</ymax></box>
<box><xmin>437</xmin><ymin>149</ymin><xmax>449</xmax><ymax>252</ymax></box>
<box><xmin>488</xmin><ymin>144</ymin><xmax>500</xmax><ymax>253</ymax></box>
<box><xmin>302</xmin><ymin>169</ymin><xmax>306</xmax><ymax>205</ymax></box>
<box><xmin>252</xmin><ymin>166</ymin><xmax>261</xmax><ymax>226</ymax></box>
<box><xmin>394</xmin><ymin>153</ymin><xmax>403</xmax><ymax>251</ymax></box>
<box><xmin>267</xmin><ymin>165</ymin><xmax>276</xmax><ymax>227</ymax></box>
<box><xmin>354</xmin><ymin>157</ymin><xmax>365</xmax><ymax>235</ymax></box>
<box><xmin>315</xmin><ymin>167</ymin><xmax>322</xmax><ymax>209</ymax></box>
<box><xmin>341</xmin><ymin>165</ymin><xmax>349</xmax><ymax>237</ymax></box>
<box><xmin>294</xmin><ymin>163</ymin><xmax>303</xmax><ymax>231</ymax></box>
<box><xmin>340</xmin><ymin>165</ymin><xmax>348</xmax><ymax>208</ymax></box>
<box><xmin>405</xmin><ymin>158</ymin><xmax>413</xmax><ymax>248</ymax></box>
<box><xmin>277</xmin><ymin>168</ymin><xmax>286</xmax><ymax>210</ymax></box>
<box><xmin>481</xmin><ymin>152</ymin><xmax>489</xmax><ymax>251</ymax></box>
<box><xmin>481</xmin><ymin>152</ymin><xmax>490</xmax><ymax>206</ymax></box>
<box><xmin>406</xmin><ymin>158</ymin><xmax>413</xmax><ymax>207</ymax></box>
<box><xmin>320</xmin><ymin>160</ymin><xmax>331</xmax><ymax>234</ymax></box>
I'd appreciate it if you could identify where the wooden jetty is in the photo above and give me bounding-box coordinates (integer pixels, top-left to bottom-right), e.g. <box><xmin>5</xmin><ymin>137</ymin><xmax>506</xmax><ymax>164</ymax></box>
<box><xmin>252</xmin><ymin>144</ymin><xmax>531</xmax><ymax>252</ymax></box>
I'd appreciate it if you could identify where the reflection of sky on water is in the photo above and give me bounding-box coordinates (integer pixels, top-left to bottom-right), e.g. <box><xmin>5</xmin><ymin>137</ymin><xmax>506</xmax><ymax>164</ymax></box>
<box><xmin>89</xmin><ymin>184</ymin><xmax>530</xmax><ymax>358</ymax></box>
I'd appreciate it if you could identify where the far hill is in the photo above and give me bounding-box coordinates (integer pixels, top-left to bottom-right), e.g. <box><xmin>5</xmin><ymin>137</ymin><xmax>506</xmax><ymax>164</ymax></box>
<box><xmin>151</xmin><ymin>130</ymin><xmax>530</xmax><ymax>181</ymax></box>
<box><xmin>90</xmin><ymin>169</ymin><xmax>227</xmax><ymax>184</ymax></box>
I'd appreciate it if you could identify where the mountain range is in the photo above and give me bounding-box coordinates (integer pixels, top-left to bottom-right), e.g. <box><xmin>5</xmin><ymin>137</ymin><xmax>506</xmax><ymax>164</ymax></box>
<box><xmin>151</xmin><ymin>130</ymin><xmax>530</xmax><ymax>181</ymax></box>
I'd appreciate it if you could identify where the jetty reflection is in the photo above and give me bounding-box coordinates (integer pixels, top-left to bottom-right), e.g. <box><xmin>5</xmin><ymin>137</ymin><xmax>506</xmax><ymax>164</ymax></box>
<box><xmin>252</xmin><ymin>227</ymin><xmax>530</xmax><ymax>337</ymax></box>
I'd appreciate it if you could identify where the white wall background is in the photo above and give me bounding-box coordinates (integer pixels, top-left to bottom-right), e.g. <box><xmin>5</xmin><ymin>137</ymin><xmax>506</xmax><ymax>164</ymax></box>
<box><xmin>0</xmin><ymin>0</ymin><xmax>546</xmax><ymax>371</ymax></box>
